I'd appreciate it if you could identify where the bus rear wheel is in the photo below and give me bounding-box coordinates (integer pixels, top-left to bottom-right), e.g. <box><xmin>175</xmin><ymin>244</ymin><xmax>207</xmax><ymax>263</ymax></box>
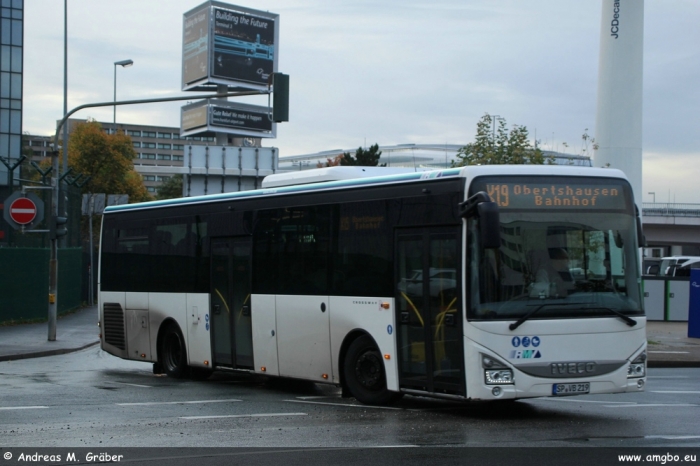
<box><xmin>344</xmin><ymin>335</ymin><xmax>402</xmax><ymax>405</ymax></box>
<box><xmin>159</xmin><ymin>323</ymin><xmax>189</xmax><ymax>379</ymax></box>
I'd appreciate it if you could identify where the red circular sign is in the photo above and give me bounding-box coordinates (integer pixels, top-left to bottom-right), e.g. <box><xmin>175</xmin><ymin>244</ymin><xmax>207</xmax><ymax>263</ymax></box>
<box><xmin>9</xmin><ymin>197</ymin><xmax>37</xmax><ymax>225</ymax></box>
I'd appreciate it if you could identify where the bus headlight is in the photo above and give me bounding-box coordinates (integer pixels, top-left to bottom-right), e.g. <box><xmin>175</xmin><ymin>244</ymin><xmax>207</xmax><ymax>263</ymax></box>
<box><xmin>482</xmin><ymin>353</ymin><xmax>514</xmax><ymax>385</ymax></box>
<box><xmin>627</xmin><ymin>351</ymin><xmax>646</xmax><ymax>378</ymax></box>
<box><xmin>485</xmin><ymin>369</ymin><xmax>514</xmax><ymax>385</ymax></box>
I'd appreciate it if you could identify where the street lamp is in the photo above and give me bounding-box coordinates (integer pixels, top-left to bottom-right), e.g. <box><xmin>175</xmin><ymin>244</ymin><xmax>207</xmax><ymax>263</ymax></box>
<box><xmin>113</xmin><ymin>59</ymin><xmax>134</xmax><ymax>128</ymax></box>
<box><xmin>648</xmin><ymin>192</ymin><xmax>656</xmax><ymax>203</ymax></box>
<box><xmin>490</xmin><ymin>114</ymin><xmax>503</xmax><ymax>140</ymax></box>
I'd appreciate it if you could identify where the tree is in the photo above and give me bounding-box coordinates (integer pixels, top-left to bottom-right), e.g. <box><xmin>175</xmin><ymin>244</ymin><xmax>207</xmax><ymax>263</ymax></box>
<box><xmin>157</xmin><ymin>174</ymin><xmax>183</xmax><ymax>200</ymax></box>
<box><xmin>316</xmin><ymin>154</ymin><xmax>344</xmax><ymax>168</ymax></box>
<box><xmin>67</xmin><ymin>120</ymin><xmax>151</xmax><ymax>202</ymax></box>
<box><xmin>453</xmin><ymin>114</ymin><xmax>551</xmax><ymax>166</ymax></box>
<box><xmin>340</xmin><ymin>144</ymin><xmax>386</xmax><ymax>167</ymax></box>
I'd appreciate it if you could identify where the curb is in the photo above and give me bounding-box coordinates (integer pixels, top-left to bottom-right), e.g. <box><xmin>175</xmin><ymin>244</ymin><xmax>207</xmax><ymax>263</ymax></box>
<box><xmin>648</xmin><ymin>360</ymin><xmax>700</xmax><ymax>369</ymax></box>
<box><xmin>0</xmin><ymin>340</ymin><xmax>100</xmax><ymax>363</ymax></box>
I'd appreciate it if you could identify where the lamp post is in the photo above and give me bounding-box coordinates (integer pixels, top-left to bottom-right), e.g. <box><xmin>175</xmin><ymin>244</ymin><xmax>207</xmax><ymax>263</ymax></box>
<box><xmin>490</xmin><ymin>114</ymin><xmax>503</xmax><ymax>141</ymax></box>
<box><xmin>648</xmin><ymin>192</ymin><xmax>655</xmax><ymax>204</ymax></box>
<box><xmin>113</xmin><ymin>59</ymin><xmax>134</xmax><ymax>128</ymax></box>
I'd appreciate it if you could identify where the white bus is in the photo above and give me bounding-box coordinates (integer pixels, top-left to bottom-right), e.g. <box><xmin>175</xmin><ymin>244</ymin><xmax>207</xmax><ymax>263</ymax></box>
<box><xmin>98</xmin><ymin>165</ymin><xmax>647</xmax><ymax>405</ymax></box>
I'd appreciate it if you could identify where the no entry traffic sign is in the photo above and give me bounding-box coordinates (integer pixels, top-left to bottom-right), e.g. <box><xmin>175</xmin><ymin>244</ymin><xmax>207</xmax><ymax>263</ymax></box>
<box><xmin>2</xmin><ymin>191</ymin><xmax>45</xmax><ymax>230</ymax></box>
<box><xmin>9</xmin><ymin>197</ymin><xmax>37</xmax><ymax>224</ymax></box>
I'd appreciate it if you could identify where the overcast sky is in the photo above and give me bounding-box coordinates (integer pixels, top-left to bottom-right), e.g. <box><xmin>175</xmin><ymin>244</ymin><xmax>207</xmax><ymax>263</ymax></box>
<box><xmin>22</xmin><ymin>0</ymin><xmax>699</xmax><ymax>202</ymax></box>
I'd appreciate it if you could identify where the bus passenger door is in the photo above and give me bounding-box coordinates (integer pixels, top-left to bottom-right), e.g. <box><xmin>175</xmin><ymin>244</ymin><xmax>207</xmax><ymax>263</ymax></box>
<box><xmin>276</xmin><ymin>295</ymin><xmax>332</xmax><ymax>381</ymax></box>
<box><xmin>396</xmin><ymin>228</ymin><xmax>464</xmax><ymax>397</ymax></box>
<box><xmin>210</xmin><ymin>238</ymin><xmax>253</xmax><ymax>369</ymax></box>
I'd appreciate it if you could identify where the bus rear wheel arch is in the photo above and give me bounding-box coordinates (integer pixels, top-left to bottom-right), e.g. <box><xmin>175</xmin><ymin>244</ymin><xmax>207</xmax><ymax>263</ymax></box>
<box><xmin>343</xmin><ymin>334</ymin><xmax>402</xmax><ymax>405</ymax></box>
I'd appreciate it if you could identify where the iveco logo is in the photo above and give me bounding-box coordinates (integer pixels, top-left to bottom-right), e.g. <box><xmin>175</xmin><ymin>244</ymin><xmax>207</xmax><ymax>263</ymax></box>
<box><xmin>551</xmin><ymin>362</ymin><xmax>596</xmax><ymax>375</ymax></box>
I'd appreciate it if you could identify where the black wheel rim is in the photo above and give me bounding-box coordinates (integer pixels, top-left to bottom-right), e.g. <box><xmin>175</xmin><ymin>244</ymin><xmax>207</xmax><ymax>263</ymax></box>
<box><xmin>354</xmin><ymin>350</ymin><xmax>383</xmax><ymax>391</ymax></box>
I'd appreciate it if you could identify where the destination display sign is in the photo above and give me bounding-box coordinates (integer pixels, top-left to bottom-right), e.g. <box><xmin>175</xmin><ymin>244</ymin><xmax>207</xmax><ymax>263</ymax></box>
<box><xmin>470</xmin><ymin>177</ymin><xmax>630</xmax><ymax>210</ymax></box>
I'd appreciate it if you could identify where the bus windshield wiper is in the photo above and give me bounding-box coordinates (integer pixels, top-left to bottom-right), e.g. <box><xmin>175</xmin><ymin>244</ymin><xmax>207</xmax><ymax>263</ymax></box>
<box><xmin>509</xmin><ymin>304</ymin><xmax>639</xmax><ymax>331</ymax></box>
<box><xmin>509</xmin><ymin>303</ymin><xmax>577</xmax><ymax>331</ymax></box>
<box><xmin>589</xmin><ymin>307</ymin><xmax>638</xmax><ymax>327</ymax></box>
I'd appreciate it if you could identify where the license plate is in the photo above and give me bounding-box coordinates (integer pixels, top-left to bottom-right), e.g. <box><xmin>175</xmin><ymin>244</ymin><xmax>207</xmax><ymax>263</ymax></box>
<box><xmin>552</xmin><ymin>382</ymin><xmax>590</xmax><ymax>396</ymax></box>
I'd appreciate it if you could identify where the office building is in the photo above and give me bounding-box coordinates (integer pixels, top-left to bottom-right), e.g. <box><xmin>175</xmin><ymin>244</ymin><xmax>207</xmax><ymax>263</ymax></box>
<box><xmin>0</xmin><ymin>0</ymin><xmax>23</xmax><ymax>187</ymax></box>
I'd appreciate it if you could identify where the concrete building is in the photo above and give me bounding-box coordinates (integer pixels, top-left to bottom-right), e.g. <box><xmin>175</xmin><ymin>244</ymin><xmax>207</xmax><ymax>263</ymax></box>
<box><xmin>24</xmin><ymin>119</ymin><xmax>263</xmax><ymax>194</ymax></box>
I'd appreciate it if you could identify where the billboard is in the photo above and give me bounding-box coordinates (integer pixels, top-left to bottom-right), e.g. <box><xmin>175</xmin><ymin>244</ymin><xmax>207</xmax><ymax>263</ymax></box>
<box><xmin>182</xmin><ymin>1</ymin><xmax>279</xmax><ymax>91</ymax></box>
<box><xmin>183</xmin><ymin>4</ymin><xmax>211</xmax><ymax>86</ymax></box>
<box><xmin>180</xmin><ymin>99</ymin><xmax>275</xmax><ymax>138</ymax></box>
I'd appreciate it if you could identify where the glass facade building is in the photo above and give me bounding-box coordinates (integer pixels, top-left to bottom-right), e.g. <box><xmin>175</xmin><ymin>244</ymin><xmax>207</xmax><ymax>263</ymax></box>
<box><xmin>0</xmin><ymin>0</ymin><xmax>23</xmax><ymax>186</ymax></box>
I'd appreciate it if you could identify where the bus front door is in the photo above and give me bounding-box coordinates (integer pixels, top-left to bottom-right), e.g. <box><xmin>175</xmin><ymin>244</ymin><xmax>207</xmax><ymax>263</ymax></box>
<box><xmin>210</xmin><ymin>238</ymin><xmax>253</xmax><ymax>369</ymax></box>
<box><xmin>396</xmin><ymin>228</ymin><xmax>465</xmax><ymax>397</ymax></box>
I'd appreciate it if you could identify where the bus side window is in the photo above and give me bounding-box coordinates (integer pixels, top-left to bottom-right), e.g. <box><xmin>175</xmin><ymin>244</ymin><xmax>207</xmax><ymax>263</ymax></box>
<box><xmin>253</xmin><ymin>206</ymin><xmax>331</xmax><ymax>296</ymax></box>
<box><xmin>336</xmin><ymin>201</ymin><xmax>390</xmax><ymax>297</ymax></box>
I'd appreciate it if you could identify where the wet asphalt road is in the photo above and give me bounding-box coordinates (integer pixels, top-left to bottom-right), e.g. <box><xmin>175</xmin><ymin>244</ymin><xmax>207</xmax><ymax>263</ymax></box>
<box><xmin>1</xmin><ymin>347</ymin><xmax>699</xmax><ymax>464</ymax></box>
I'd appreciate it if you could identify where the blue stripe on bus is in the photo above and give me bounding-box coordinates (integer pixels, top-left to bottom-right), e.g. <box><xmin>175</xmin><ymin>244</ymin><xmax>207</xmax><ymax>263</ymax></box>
<box><xmin>104</xmin><ymin>168</ymin><xmax>463</xmax><ymax>213</ymax></box>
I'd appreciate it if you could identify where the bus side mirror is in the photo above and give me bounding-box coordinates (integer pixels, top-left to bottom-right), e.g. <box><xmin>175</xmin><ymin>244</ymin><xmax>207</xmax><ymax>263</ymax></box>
<box><xmin>460</xmin><ymin>191</ymin><xmax>501</xmax><ymax>250</ymax></box>
<box><xmin>635</xmin><ymin>205</ymin><xmax>646</xmax><ymax>247</ymax></box>
<box><xmin>478</xmin><ymin>202</ymin><xmax>501</xmax><ymax>249</ymax></box>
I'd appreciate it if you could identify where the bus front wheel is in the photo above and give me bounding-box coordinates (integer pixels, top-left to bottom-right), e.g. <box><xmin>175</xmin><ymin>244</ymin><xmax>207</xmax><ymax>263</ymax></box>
<box><xmin>159</xmin><ymin>323</ymin><xmax>189</xmax><ymax>379</ymax></box>
<box><xmin>344</xmin><ymin>335</ymin><xmax>402</xmax><ymax>405</ymax></box>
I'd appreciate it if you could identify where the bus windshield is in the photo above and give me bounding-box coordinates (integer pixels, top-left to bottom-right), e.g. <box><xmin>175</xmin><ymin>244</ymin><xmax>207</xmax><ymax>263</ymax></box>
<box><xmin>467</xmin><ymin>175</ymin><xmax>644</xmax><ymax>322</ymax></box>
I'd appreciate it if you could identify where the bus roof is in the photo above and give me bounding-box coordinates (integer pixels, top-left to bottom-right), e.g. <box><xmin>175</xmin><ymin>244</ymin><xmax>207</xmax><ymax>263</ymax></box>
<box><xmin>105</xmin><ymin>167</ymin><xmax>463</xmax><ymax>213</ymax></box>
<box><xmin>104</xmin><ymin>165</ymin><xmax>630</xmax><ymax>214</ymax></box>
<box><xmin>261</xmin><ymin>166</ymin><xmax>432</xmax><ymax>188</ymax></box>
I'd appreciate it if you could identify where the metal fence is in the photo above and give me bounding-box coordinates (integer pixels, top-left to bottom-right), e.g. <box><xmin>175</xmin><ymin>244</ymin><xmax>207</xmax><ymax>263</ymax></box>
<box><xmin>0</xmin><ymin>183</ymin><xmax>85</xmax><ymax>322</ymax></box>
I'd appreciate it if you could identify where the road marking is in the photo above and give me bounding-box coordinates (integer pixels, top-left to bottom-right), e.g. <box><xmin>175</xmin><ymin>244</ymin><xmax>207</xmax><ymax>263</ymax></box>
<box><xmin>0</xmin><ymin>406</ymin><xmax>48</xmax><ymax>410</ymax></box>
<box><xmin>539</xmin><ymin>398</ymin><xmax>636</xmax><ymax>404</ymax></box>
<box><xmin>117</xmin><ymin>399</ymin><xmax>241</xmax><ymax>406</ymax></box>
<box><xmin>648</xmin><ymin>351</ymin><xmax>689</xmax><ymax>354</ymax></box>
<box><xmin>646</xmin><ymin>435</ymin><xmax>700</xmax><ymax>440</ymax></box>
<box><xmin>107</xmin><ymin>381</ymin><xmax>153</xmax><ymax>388</ymax></box>
<box><xmin>651</xmin><ymin>391</ymin><xmax>700</xmax><ymax>394</ymax></box>
<box><xmin>181</xmin><ymin>412</ymin><xmax>307</xmax><ymax>420</ymax></box>
<box><xmin>285</xmin><ymin>399</ymin><xmax>404</xmax><ymax>410</ymax></box>
<box><xmin>647</xmin><ymin>376</ymin><xmax>690</xmax><ymax>379</ymax></box>
<box><xmin>604</xmin><ymin>403</ymin><xmax>698</xmax><ymax>408</ymax></box>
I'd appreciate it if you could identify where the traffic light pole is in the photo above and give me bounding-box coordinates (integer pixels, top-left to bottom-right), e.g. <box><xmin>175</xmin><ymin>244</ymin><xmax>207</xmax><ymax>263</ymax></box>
<box><xmin>47</xmin><ymin>89</ymin><xmax>267</xmax><ymax>341</ymax></box>
<box><xmin>48</xmin><ymin>148</ymin><xmax>59</xmax><ymax>340</ymax></box>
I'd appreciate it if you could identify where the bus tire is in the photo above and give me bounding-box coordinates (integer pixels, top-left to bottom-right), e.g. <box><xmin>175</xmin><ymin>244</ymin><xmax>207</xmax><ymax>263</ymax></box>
<box><xmin>159</xmin><ymin>323</ymin><xmax>189</xmax><ymax>379</ymax></box>
<box><xmin>344</xmin><ymin>335</ymin><xmax>402</xmax><ymax>405</ymax></box>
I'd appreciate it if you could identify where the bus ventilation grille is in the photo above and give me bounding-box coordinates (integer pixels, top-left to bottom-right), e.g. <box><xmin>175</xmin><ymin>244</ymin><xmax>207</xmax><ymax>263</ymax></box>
<box><xmin>103</xmin><ymin>303</ymin><xmax>126</xmax><ymax>350</ymax></box>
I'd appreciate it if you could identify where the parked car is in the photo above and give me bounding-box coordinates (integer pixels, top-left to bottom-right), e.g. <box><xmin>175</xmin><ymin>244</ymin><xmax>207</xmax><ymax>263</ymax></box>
<box><xmin>652</xmin><ymin>256</ymin><xmax>700</xmax><ymax>277</ymax></box>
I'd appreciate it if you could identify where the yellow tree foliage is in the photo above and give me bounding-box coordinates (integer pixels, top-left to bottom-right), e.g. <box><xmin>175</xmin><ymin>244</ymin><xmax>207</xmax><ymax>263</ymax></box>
<box><xmin>67</xmin><ymin>120</ymin><xmax>152</xmax><ymax>203</ymax></box>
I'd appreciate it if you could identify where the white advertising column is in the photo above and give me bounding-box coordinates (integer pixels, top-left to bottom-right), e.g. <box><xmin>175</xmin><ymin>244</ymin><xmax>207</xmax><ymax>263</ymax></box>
<box><xmin>594</xmin><ymin>0</ymin><xmax>644</xmax><ymax>206</ymax></box>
